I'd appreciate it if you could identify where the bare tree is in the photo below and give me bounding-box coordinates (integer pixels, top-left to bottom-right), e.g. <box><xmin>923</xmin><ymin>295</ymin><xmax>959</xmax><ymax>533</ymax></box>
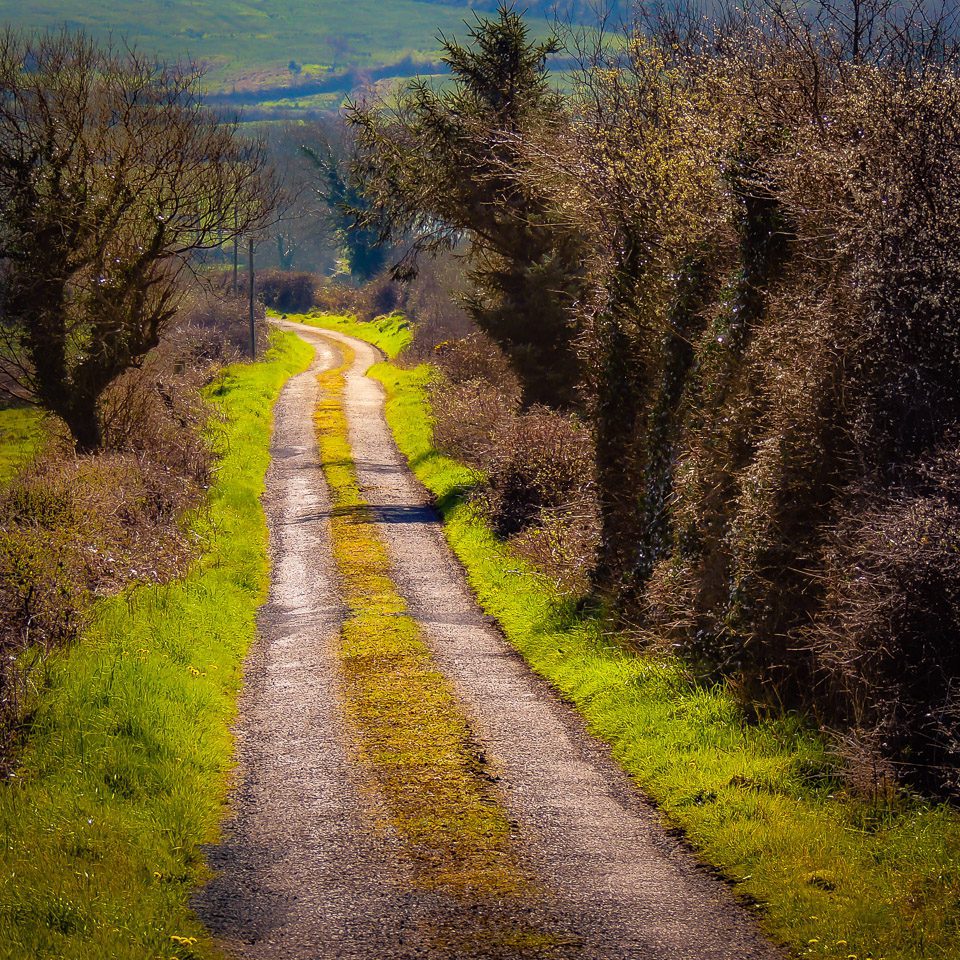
<box><xmin>0</xmin><ymin>30</ymin><xmax>279</xmax><ymax>451</ymax></box>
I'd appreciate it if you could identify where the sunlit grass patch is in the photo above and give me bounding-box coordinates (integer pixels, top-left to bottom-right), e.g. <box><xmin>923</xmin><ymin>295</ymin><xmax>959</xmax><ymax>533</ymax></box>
<box><xmin>0</xmin><ymin>406</ymin><xmax>46</xmax><ymax>485</ymax></box>
<box><xmin>354</xmin><ymin>343</ymin><xmax>960</xmax><ymax>960</ymax></box>
<box><xmin>0</xmin><ymin>330</ymin><xmax>313</xmax><ymax>960</ymax></box>
<box><xmin>286</xmin><ymin>309</ymin><xmax>414</xmax><ymax>359</ymax></box>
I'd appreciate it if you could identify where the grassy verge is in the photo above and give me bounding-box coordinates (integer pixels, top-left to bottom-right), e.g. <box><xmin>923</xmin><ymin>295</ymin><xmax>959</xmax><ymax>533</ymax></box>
<box><xmin>313</xmin><ymin>313</ymin><xmax>960</xmax><ymax>960</ymax></box>
<box><xmin>0</xmin><ymin>406</ymin><xmax>45</xmax><ymax>485</ymax></box>
<box><xmin>313</xmin><ymin>334</ymin><xmax>565</xmax><ymax>957</ymax></box>
<box><xmin>0</xmin><ymin>329</ymin><xmax>313</xmax><ymax>960</ymax></box>
<box><xmin>282</xmin><ymin>309</ymin><xmax>413</xmax><ymax>359</ymax></box>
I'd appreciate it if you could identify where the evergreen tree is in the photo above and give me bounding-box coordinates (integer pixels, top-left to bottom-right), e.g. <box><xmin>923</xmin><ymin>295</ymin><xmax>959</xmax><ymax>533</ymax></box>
<box><xmin>303</xmin><ymin>134</ymin><xmax>388</xmax><ymax>283</ymax></box>
<box><xmin>349</xmin><ymin>4</ymin><xmax>584</xmax><ymax>407</ymax></box>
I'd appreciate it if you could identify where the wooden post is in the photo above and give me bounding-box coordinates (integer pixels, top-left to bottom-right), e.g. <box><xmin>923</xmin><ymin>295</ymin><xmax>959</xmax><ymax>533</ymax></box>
<box><xmin>248</xmin><ymin>238</ymin><xmax>256</xmax><ymax>360</ymax></box>
<box><xmin>232</xmin><ymin>208</ymin><xmax>239</xmax><ymax>297</ymax></box>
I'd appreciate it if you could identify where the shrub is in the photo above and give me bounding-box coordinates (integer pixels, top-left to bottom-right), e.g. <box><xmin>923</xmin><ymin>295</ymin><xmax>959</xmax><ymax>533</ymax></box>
<box><xmin>257</xmin><ymin>269</ymin><xmax>317</xmax><ymax>314</ymax></box>
<box><xmin>311</xmin><ymin>279</ymin><xmax>370</xmax><ymax>318</ymax></box>
<box><xmin>481</xmin><ymin>409</ymin><xmax>594</xmax><ymax>540</ymax></box>
<box><xmin>179</xmin><ymin>283</ymin><xmax>270</xmax><ymax>362</ymax></box>
<box><xmin>0</xmin><ymin>295</ymin><xmax>218</xmax><ymax>764</ymax></box>
<box><xmin>430</xmin><ymin>333</ymin><xmax>598</xmax><ymax>591</ymax></box>
<box><xmin>431</xmin><ymin>334</ymin><xmax>523</xmax><ymax>466</ymax></box>
<box><xmin>434</xmin><ymin>332</ymin><xmax>520</xmax><ymax>389</ymax></box>
<box><xmin>809</xmin><ymin>449</ymin><xmax>960</xmax><ymax>797</ymax></box>
<box><xmin>0</xmin><ymin>443</ymin><xmax>204</xmax><ymax>762</ymax></box>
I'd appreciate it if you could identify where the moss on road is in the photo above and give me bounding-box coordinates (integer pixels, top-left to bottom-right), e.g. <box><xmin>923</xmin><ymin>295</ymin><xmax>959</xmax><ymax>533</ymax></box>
<box><xmin>314</xmin><ymin>335</ymin><xmax>568</xmax><ymax>958</ymax></box>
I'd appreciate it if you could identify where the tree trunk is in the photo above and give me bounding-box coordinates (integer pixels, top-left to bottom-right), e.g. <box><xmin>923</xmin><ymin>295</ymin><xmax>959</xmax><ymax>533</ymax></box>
<box><xmin>62</xmin><ymin>394</ymin><xmax>103</xmax><ymax>454</ymax></box>
<box><xmin>592</xmin><ymin>317</ymin><xmax>646</xmax><ymax>598</ymax></box>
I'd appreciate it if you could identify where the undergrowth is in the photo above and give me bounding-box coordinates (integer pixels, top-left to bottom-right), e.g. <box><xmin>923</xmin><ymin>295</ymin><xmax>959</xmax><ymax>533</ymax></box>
<box><xmin>309</xmin><ymin>314</ymin><xmax>960</xmax><ymax>960</ymax></box>
<box><xmin>0</xmin><ymin>329</ymin><xmax>312</xmax><ymax>960</ymax></box>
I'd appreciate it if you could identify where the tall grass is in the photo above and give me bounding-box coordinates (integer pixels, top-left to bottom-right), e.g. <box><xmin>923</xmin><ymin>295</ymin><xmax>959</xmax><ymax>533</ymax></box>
<box><xmin>306</xmin><ymin>308</ymin><xmax>960</xmax><ymax>960</ymax></box>
<box><xmin>0</xmin><ymin>330</ymin><xmax>313</xmax><ymax>960</ymax></box>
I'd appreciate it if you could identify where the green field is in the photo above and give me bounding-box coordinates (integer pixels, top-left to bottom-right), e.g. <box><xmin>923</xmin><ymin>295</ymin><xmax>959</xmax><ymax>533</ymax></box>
<box><xmin>0</xmin><ymin>0</ymin><xmax>549</xmax><ymax>101</ymax></box>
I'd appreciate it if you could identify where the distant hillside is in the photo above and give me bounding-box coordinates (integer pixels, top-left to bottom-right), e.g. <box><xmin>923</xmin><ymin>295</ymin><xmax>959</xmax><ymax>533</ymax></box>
<box><xmin>0</xmin><ymin>0</ymin><xmax>606</xmax><ymax>116</ymax></box>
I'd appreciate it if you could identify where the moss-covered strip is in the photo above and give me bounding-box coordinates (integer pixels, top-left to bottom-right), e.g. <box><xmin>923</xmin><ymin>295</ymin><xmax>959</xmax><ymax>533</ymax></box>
<box><xmin>314</xmin><ymin>338</ymin><xmax>567</xmax><ymax>956</ymax></box>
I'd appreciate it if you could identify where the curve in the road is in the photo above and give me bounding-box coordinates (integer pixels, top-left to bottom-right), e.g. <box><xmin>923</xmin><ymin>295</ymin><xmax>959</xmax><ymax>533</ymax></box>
<box><xmin>195</xmin><ymin>320</ymin><xmax>786</xmax><ymax>960</ymax></box>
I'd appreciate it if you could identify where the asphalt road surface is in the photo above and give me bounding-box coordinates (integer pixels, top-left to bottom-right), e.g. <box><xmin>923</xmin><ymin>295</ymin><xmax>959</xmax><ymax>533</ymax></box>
<box><xmin>194</xmin><ymin>320</ymin><xmax>785</xmax><ymax>960</ymax></box>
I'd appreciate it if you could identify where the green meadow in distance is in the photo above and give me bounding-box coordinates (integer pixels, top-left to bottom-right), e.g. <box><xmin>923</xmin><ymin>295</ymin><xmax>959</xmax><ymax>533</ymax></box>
<box><xmin>0</xmin><ymin>0</ymin><xmax>557</xmax><ymax>106</ymax></box>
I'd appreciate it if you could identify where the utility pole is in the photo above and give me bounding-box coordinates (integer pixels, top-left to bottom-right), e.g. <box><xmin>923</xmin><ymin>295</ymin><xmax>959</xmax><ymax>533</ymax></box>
<box><xmin>248</xmin><ymin>238</ymin><xmax>256</xmax><ymax>360</ymax></box>
<box><xmin>232</xmin><ymin>208</ymin><xmax>239</xmax><ymax>297</ymax></box>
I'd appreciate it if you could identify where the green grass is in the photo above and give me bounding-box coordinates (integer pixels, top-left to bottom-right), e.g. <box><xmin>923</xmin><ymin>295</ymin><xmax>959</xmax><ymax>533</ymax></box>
<box><xmin>288</xmin><ymin>310</ymin><xmax>414</xmax><ymax>358</ymax></box>
<box><xmin>320</xmin><ymin>317</ymin><xmax>960</xmax><ymax>960</ymax></box>
<box><xmin>0</xmin><ymin>329</ymin><xmax>313</xmax><ymax>960</ymax></box>
<box><xmin>0</xmin><ymin>0</ymin><xmax>537</xmax><ymax>97</ymax></box>
<box><xmin>0</xmin><ymin>406</ymin><xmax>45</xmax><ymax>485</ymax></box>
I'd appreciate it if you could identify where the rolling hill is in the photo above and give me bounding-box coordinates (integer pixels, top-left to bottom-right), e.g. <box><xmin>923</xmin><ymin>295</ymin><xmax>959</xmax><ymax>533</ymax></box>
<box><xmin>0</xmin><ymin>0</ymin><xmax>596</xmax><ymax>115</ymax></box>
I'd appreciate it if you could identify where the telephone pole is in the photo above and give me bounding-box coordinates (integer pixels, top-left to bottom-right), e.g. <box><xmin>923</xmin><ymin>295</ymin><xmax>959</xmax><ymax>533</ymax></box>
<box><xmin>248</xmin><ymin>238</ymin><xmax>256</xmax><ymax>360</ymax></box>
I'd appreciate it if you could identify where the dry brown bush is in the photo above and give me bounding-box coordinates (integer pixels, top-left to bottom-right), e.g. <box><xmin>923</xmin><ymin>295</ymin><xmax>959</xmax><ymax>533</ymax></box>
<box><xmin>809</xmin><ymin>447</ymin><xmax>960</xmax><ymax>797</ymax></box>
<box><xmin>431</xmin><ymin>333</ymin><xmax>523</xmax><ymax>465</ymax></box>
<box><xmin>429</xmin><ymin>332</ymin><xmax>598</xmax><ymax>591</ymax></box>
<box><xmin>257</xmin><ymin>269</ymin><xmax>317</xmax><ymax>314</ymax></box>
<box><xmin>310</xmin><ymin>279</ymin><xmax>371</xmax><ymax>318</ymax></box>
<box><xmin>482</xmin><ymin>409</ymin><xmax>598</xmax><ymax>590</ymax></box>
<box><xmin>0</xmin><ymin>441</ymin><xmax>204</xmax><ymax>761</ymax></box>
<box><xmin>100</xmin><ymin>351</ymin><xmax>211</xmax><ymax>486</ymax></box>
<box><xmin>481</xmin><ymin>409</ymin><xmax>594</xmax><ymax>537</ymax></box>
<box><xmin>432</xmin><ymin>378</ymin><xmax>520</xmax><ymax>467</ymax></box>
<box><xmin>433</xmin><ymin>332</ymin><xmax>519</xmax><ymax>387</ymax></box>
<box><xmin>179</xmin><ymin>280</ymin><xmax>270</xmax><ymax>362</ymax></box>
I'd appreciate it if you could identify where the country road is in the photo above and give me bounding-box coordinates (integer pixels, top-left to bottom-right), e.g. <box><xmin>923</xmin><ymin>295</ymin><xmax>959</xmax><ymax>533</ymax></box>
<box><xmin>193</xmin><ymin>320</ymin><xmax>785</xmax><ymax>960</ymax></box>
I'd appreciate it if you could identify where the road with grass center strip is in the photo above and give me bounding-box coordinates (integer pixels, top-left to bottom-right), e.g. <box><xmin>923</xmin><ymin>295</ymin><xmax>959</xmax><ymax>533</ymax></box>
<box><xmin>194</xmin><ymin>320</ymin><xmax>785</xmax><ymax>960</ymax></box>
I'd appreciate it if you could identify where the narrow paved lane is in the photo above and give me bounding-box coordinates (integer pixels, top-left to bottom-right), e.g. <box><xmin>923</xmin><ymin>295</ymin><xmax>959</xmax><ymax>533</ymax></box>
<box><xmin>196</xmin><ymin>320</ymin><xmax>785</xmax><ymax>960</ymax></box>
<box><xmin>193</xmin><ymin>336</ymin><xmax>431</xmax><ymax>958</ymax></box>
